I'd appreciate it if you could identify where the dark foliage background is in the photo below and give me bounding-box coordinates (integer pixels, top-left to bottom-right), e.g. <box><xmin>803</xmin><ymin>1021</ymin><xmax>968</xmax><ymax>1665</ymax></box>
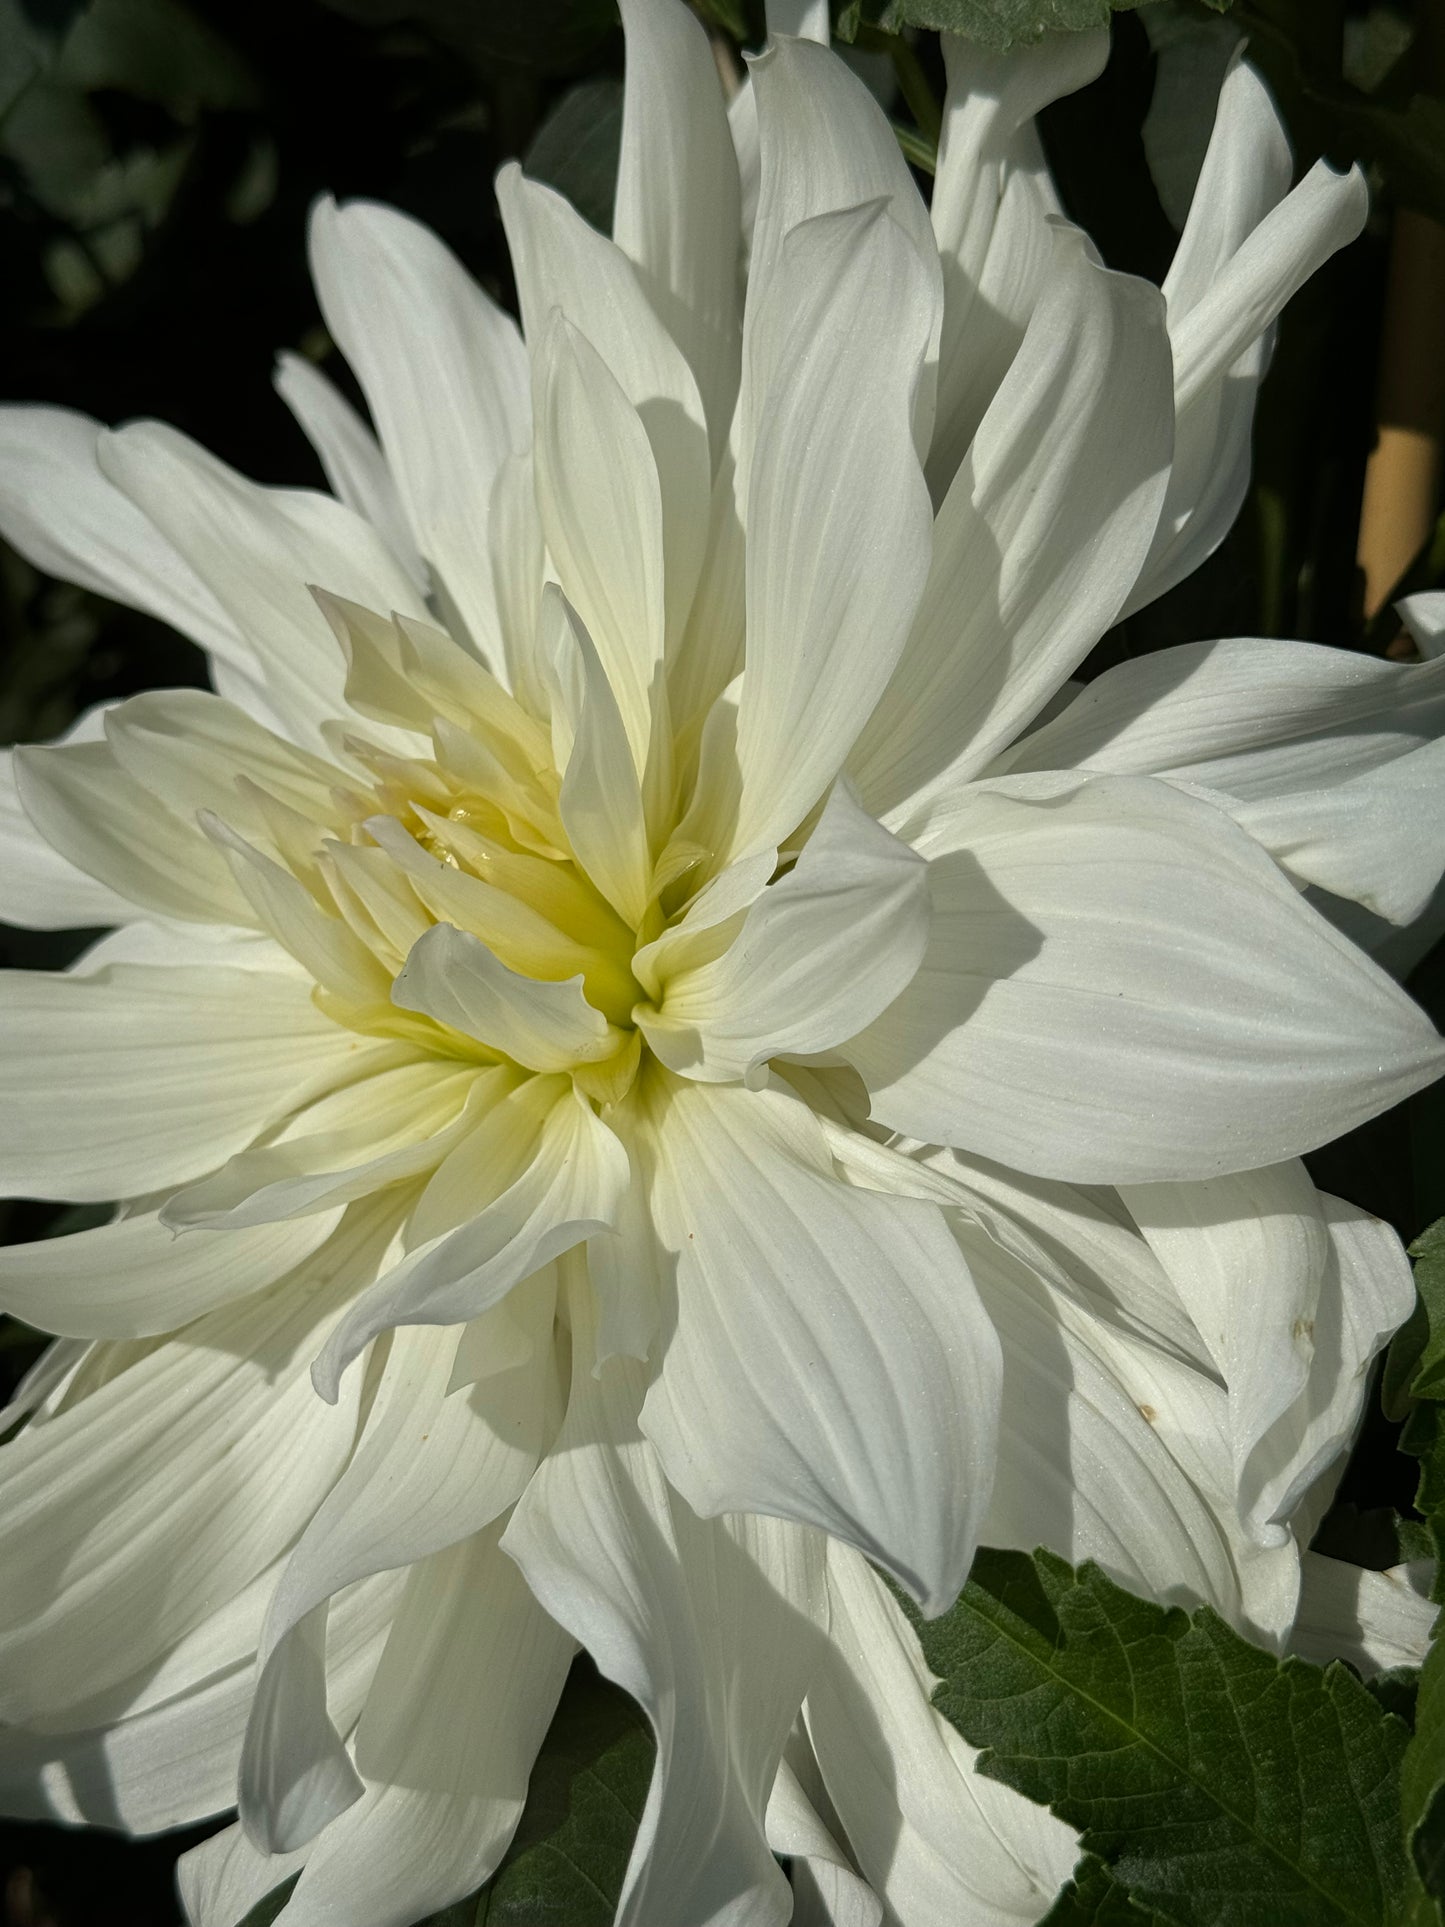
<box><xmin>0</xmin><ymin>0</ymin><xmax>1443</xmax><ymax>1919</ymax></box>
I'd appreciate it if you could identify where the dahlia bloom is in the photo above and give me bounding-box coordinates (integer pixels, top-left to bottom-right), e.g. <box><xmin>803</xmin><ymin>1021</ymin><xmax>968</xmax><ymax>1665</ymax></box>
<box><xmin>0</xmin><ymin>5</ymin><xmax>1441</xmax><ymax>1925</ymax></box>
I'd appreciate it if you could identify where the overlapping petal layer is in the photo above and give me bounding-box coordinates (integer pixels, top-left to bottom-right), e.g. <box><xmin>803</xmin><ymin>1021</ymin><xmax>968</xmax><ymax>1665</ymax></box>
<box><xmin>0</xmin><ymin>8</ymin><xmax>1436</xmax><ymax>1927</ymax></box>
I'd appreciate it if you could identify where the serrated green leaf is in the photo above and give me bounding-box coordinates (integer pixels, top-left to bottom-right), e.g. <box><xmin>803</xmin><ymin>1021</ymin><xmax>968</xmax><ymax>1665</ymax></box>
<box><xmin>1041</xmin><ymin>1852</ymin><xmax>1165</xmax><ymax>1924</ymax></box>
<box><xmin>1399</xmin><ymin>1280</ymin><xmax>1445</xmax><ymax>1906</ymax></box>
<box><xmin>837</xmin><ymin>0</ymin><xmax>1231</xmax><ymax>55</ymax></box>
<box><xmin>1410</xmin><ymin>1224</ymin><xmax>1445</xmax><ymax>1403</ymax></box>
<box><xmin>905</xmin><ymin>1546</ymin><xmax>1411</xmax><ymax>1927</ymax></box>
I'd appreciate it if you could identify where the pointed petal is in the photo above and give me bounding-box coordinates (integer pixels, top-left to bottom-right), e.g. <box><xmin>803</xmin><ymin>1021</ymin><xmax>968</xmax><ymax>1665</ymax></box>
<box><xmin>161</xmin><ymin>1059</ymin><xmax>486</xmax><ymax>1232</ymax></box>
<box><xmin>1126</xmin><ymin>56</ymin><xmax>1293</xmax><ymax>608</ymax></box>
<box><xmin>1291</xmin><ymin>1554</ymin><xmax>1435</xmax><ymax>1678</ymax></box>
<box><xmin>14</xmin><ymin>733</ymin><xmax>254</xmax><ymax>926</ymax></box>
<box><xmin>638</xmin><ymin>782</ymin><xmax>928</xmax><ymax>1083</ymax></box>
<box><xmin>391</xmin><ymin>920</ymin><xmax>616</xmax><ymax>1071</ymax></box>
<box><xmin>849</xmin><ymin>774</ymin><xmax>1445</xmax><ymax>1183</ymax></box>
<box><xmin>308</xmin><ymin>198</ymin><xmax>529</xmax><ymax>663</ymax></box>
<box><xmin>0</xmin><ymin>740</ymin><xmax>136</xmax><ymax>932</ymax></box>
<box><xmin>312</xmin><ymin>1084</ymin><xmax>629</xmax><ymax>1398</ymax></box>
<box><xmin>540</xmin><ymin>587</ymin><xmax>652</xmax><ymax>927</ymax></box>
<box><xmin>0</xmin><ymin>404</ymin><xmax>250</xmax><ymax>670</ymax></box>
<box><xmin>0</xmin><ymin>1207</ymin><xmax>341</xmax><ymax>1340</ymax></box>
<box><xmin>641</xmin><ymin>1076</ymin><xmax>1000</xmax><ymax>1613</ymax></box>
<box><xmin>498</xmin><ymin>162</ymin><xmax>710</xmax><ymax>654</ymax></box>
<box><xmin>242</xmin><ymin>1307</ymin><xmax>559</xmax><ymax>1851</ymax></box>
<box><xmin>954</xmin><ymin>1216</ymin><xmax>1268</xmax><ymax>1625</ymax></box>
<box><xmin>97</xmin><ymin>421</ymin><xmax>427</xmax><ymax>753</ymax></box>
<box><xmin>722</xmin><ymin>200</ymin><xmax>935</xmax><ymax>864</ymax></box>
<box><xmin>1239</xmin><ymin>1197</ymin><xmax>1415</xmax><ymax>1541</ymax></box>
<box><xmin>850</xmin><ymin>229</ymin><xmax>1173</xmax><ymax>823</ymax></box>
<box><xmin>747</xmin><ymin>35</ymin><xmax>940</xmax><ymax>452</ymax></box>
<box><xmin>999</xmin><ymin>637</ymin><xmax>1445</xmax><ymax>795</ymax></box>
<box><xmin>1121</xmin><ymin>1162</ymin><xmax>1327</xmax><ymax>1492</ymax></box>
<box><xmin>928</xmin><ymin>28</ymin><xmax>1106</xmax><ymax>493</ymax></box>
<box><xmin>614</xmin><ymin>0</ymin><xmax>742</xmax><ymax>460</ymax></box>
<box><xmin>503</xmin><ymin>1283</ymin><xmax>825</xmax><ymax>1927</ymax></box>
<box><xmin>1172</xmin><ymin>158</ymin><xmax>1366</xmax><ymax>416</ymax></box>
<box><xmin>529</xmin><ymin>313</ymin><xmax>666</xmax><ymax>773</ymax></box>
<box><xmin>806</xmin><ymin>1542</ymin><xmax>1079</xmax><ymax>1926</ymax></box>
<box><xmin>270</xmin><ymin>1525</ymin><xmax>574</xmax><ymax>1927</ymax></box>
<box><xmin>0</xmin><ymin>1205</ymin><xmax>393</xmax><ymax>1725</ymax></box>
<box><xmin>0</xmin><ymin>962</ymin><xmax>361</xmax><ymax>1201</ymax></box>
<box><xmin>272</xmin><ymin>351</ymin><xmax>422</xmax><ymax>583</ymax></box>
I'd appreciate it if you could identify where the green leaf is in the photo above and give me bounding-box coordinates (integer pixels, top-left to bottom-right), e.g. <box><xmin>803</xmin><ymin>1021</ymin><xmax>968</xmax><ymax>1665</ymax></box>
<box><xmin>1041</xmin><ymin>1853</ymin><xmax>1165</xmax><ymax>1924</ymax></box>
<box><xmin>445</xmin><ymin>1665</ymin><xmax>652</xmax><ymax>1925</ymax></box>
<box><xmin>836</xmin><ymin>0</ymin><xmax>1232</xmax><ymax>54</ymax></box>
<box><xmin>523</xmin><ymin>78</ymin><xmax>623</xmax><ymax>237</ymax></box>
<box><xmin>905</xmin><ymin>1546</ymin><xmax>1412</xmax><ymax>1927</ymax></box>
<box><xmin>236</xmin><ymin>1666</ymin><xmax>653</xmax><ymax>1927</ymax></box>
<box><xmin>1400</xmin><ymin>1375</ymin><xmax>1445</xmax><ymax>1904</ymax></box>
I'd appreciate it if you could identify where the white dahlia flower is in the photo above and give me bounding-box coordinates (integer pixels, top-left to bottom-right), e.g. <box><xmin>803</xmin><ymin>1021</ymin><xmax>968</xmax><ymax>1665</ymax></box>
<box><xmin>0</xmin><ymin>5</ymin><xmax>1441</xmax><ymax>1924</ymax></box>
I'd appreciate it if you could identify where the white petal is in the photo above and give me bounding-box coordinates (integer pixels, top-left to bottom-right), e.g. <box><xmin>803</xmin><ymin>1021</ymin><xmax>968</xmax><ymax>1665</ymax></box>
<box><xmin>0</xmin><ymin>740</ymin><xmax>136</xmax><ymax>931</ymax></box>
<box><xmin>0</xmin><ymin>404</ymin><xmax>251</xmax><ymax>671</ymax></box>
<box><xmin>827</xmin><ymin>1125</ymin><xmax>1211</xmax><ymax>1372</ymax></box>
<box><xmin>488</xmin><ymin>448</ymin><xmax>547</xmax><ymax>711</ymax></box>
<box><xmin>312</xmin><ymin>1082</ymin><xmax>629</xmax><ymax>1398</ymax></box>
<box><xmin>631</xmin><ymin>844</ymin><xmax>775</xmax><ymax>1001</ymax></box>
<box><xmin>0</xmin><ymin>1567</ymin><xmax>399</xmax><ymax>1838</ymax></box>
<box><xmin>850</xmin><ymin>227</ymin><xmax>1173</xmax><ymax>824</ymax></box>
<box><xmin>242</xmin><ymin>1309</ymin><xmax>559</xmax><ymax>1851</ymax></box>
<box><xmin>529</xmin><ymin>313</ymin><xmax>666</xmax><ymax>773</ymax></box>
<box><xmin>765</xmin><ymin>1753</ymin><xmax>882</xmax><ymax>1927</ymax></box>
<box><xmin>848</xmin><ymin>774</ymin><xmax>1445</xmax><ymax>1183</ymax></box>
<box><xmin>540</xmin><ymin>586</ymin><xmax>652</xmax><ymax>926</ymax></box>
<box><xmin>15</xmin><ymin>732</ymin><xmax>255</xmax><ymax>925</ymax></box>
<box><xmin>162</xmin><ymin>1059</ymin><xmax>486</xmax><ymax>1231</ymax></box>
<box><xmin>1128</xmin><ymin>56</ymin><xmax>1293</xmax><ymax>609</ymax></box>
<box><xmin>954</xmin><ymin>1215</ymin><xmax>1266</xmax><ymax>1625</ymax></box>
<box><xmin>498</xmin><ymin>162</ymin><xmax>710</xmax><ymax>656</ymax></box>
<box><xmin>718</xmin><ymin>200</ymin><xmax>935</xmax><ymax>865</ymax></box>
<box><xmin>180</xmin><ymin>1822</ymin><xmax>309</xmax><ymax>1927</ymax></box>
<box><xmin>1240</xmin><ymin>1197</ymin><xmax>1415</xmax><ymax>1540</ymax></box>
<box><xmin>307</xmin><ymin>198</ymin><xmax>529</xmax><ymax>662</ymax></box>
<box><xmin>502</xmin><ymin>1282</ymin><xmax>825</xmax><ymax>1927</ymax></box>
<box><xmin>391</xmin><ymin>921</ymin><xmax>616</xmax><ymax>1072</ymax></box>
<box><xmin>638</xmin><ymin>782</ymin><xmax>929</xmax><ymax>1083</ymax></box>
<box><xmin>1402</xmin><ymin>590</ymin><xmax>1445</xmax><ymax>658</ymax></box>
<box><xmin>1229</xmin><ymin>739</ymin><xmax>1445</xmax><ymax>924</ymax></box>
<box><xmin>0</xmin><ymin>1207</ymin><xmax>341</xmax><ymax>1339</ymax></box>
<box><xmin>928</xmin><ymin>28</ymin><xmax>1106</xmax><ymax>493</ymax></box>
<box><xmin>806</xmin><ymin>1542</ymin><xmax>1078</xmax><ymax>1926</ymax></box>
<box><xmin>999</xmin><ymin>637</ymin><xmax>1445</xmax><ymax>796</ymax></box>
<box><xmin>104</xmin><ymin>687</ymin><xmax>345</xmax><ymax>831</ymax></box>
<box><xmin>271</xmin><ymin>1524</ymin><xmax>574</xmax><ymax>1927</ymax></box>
<box><xmin>97</xmin><ymin>420</ymin><xmax>427</xmax><ymax>753</ymax></box>
<box><xmin>641</xmin><ymin>1076</ymin><xmax>1001</xmax><ymax>1613</ymax></box>
<box><xmin>747</xmin><ymin>35</ymin><xmax>941</xmax><ymax>453</ymax></box>
<box><xmin>1291</xmin><ymin>1554</ymin><xmax>1436</xmax><ymax>1677</ymax></box>
<box><xmin>0</xmin><ymin>1203</ymin><xmax>392</xmax><ymax>1725</ymax></box>
<box><xmin>0</xmin><ymin>962</ymin><xmax>362</xmax><ymax>1201</ymax></box>
<box><xmin>1171</xmin><ymin>158</ymin><xmax>1366</xmax><ymax>415</ymax></box>
<box><xmin>272</xmin><ymin>351</ymin><xmax>422</xmax><ymax>582</ymax></box>
<box><xmin>614</xmin><ymin>0</ymin><xmax>742</xmax><ymax>461</ymax></box>
<box><xmin>1121</xmin><ymin>1163</ymin><xmax>1326</xmax><ymax>1498</ymax></box>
